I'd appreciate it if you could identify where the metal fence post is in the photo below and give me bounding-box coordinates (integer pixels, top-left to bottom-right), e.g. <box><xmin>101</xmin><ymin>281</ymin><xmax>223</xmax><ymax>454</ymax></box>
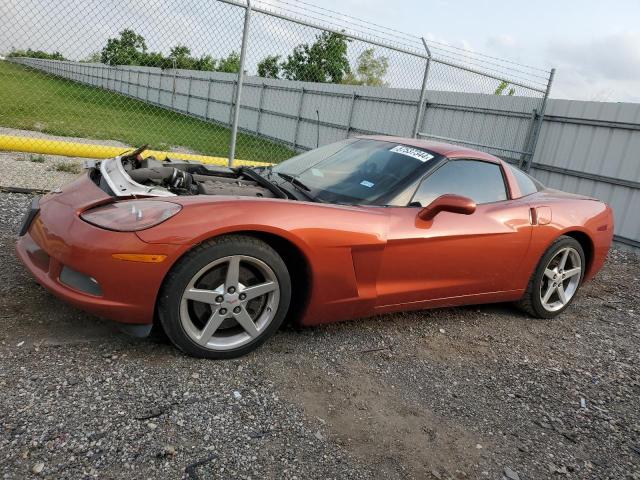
<box><xmin>171</xmin><ymin>58</ymin><xmax>177</xmax><ymax>109</ymax></box>
<box><xmin>293</xmin><ymin>87</ymin><xmax>305</xmax><ymax>150</ymax></box>
<box><xmin>519</xmin><ymin>108</ymin><xmax>537</xmax><ymax>169</ymax></box>
<box><xmin>228</xmin><ymin>0</ymin><xmax>253</xmax><ymax>167</ymax></box>
<box><xmin>186</xmin><ymin>75</ymin><xmax>193</xmax><ymax>114</ymax></box>
<box><xmin>346</xmin><ymin>91</ymin><xmax>356</xmax><ymax>138</ymax></box>
<box><xmin>205</xmin><ymin>77</ymin><xmax>213</xmax><ymax>121</ymax></box>
<box><xmin>412</xmin><ymin>37</ymin><xmax>432</xmax><ymax>138</ymax></box>
<box><xmin>228</xmin><ymin>80</ymin><xmax>236</xmax><ymax>126</ymax></box>
<box><xmin>256</xmin><ymin>82</ymin><xmax>265</xmax><ymax>134</ymax></box>
<box><xmin>524</xmin><ymin>68</ymin><xmax>555</xmax><ymax>171</ymax></box>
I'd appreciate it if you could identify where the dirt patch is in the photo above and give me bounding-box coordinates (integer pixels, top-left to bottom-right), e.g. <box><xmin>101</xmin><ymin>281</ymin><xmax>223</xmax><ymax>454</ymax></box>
<box><xmin>274</xmin><ymin>358</ymin><xmax>482</xmax><ymax>479</ymax></box>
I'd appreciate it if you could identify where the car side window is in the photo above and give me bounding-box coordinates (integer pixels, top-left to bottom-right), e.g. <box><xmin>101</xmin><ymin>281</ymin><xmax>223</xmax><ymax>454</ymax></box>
<box><xmin>411</xmin><ymin>159</ymin><xmax>508</xmax><ymax>206</ymax></box>
<box><xmin>506</xmin><ymin>164</ymin><xmax>543</xmax><ymax>196</ymax></box>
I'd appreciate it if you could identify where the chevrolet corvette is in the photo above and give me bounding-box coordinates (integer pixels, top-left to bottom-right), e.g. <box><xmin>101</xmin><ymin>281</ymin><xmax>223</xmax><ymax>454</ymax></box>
<box><xmin>16</xmin><ymin>136</ymin><xmax>613</xmax><ymax>358</ymax></box>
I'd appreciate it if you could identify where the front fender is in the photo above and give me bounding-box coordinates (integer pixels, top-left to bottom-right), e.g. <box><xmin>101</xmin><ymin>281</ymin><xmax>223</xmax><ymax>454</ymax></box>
<box><xmin>136</xmin><ymin>197</ymin><xmax>392</xmax><ymax>326</ymax></box>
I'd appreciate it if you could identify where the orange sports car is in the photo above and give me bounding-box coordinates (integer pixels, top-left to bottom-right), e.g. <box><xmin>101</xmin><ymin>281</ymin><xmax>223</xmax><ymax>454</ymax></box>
<box><xmin>16</xmin><ymin>136</ymin><xmax>614</xmax><ymax>358</ymax></box>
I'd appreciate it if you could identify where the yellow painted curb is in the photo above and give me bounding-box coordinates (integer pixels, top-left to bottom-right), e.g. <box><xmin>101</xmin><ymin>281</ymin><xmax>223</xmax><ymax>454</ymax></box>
<box><xmin>0</xmin><ymin>135</ymin><xmax>272</xmax><ymax>167</ymax></box>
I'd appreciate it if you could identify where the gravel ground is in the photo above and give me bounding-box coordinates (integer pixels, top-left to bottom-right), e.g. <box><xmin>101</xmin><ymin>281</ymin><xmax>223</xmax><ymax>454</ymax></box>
<box><xmin>0</xmin><ymin>128</ymin><xmax>129</xmax><ymax>191</ymax></box>
<box><xmin>1</xmin><ymin>191</ymin><xmax>639</xmax><ymax>480</ymax></box>
<box><xmin>0</xmin><ymin>152</ymin><xmax>86</xmax><ymax>191</ymax></box>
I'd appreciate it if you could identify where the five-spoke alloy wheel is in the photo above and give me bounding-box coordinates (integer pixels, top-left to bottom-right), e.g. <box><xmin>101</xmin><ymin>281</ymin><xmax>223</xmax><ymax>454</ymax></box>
<box><xmin>517</xmin><ymin>235</ymin><xmax>585</xmax><ymax>318</ymax></box>
<box><xmin>159</xmin><ymin>235</ymin><xmax>291</xmax><ymax>359</ymax></box>
<box><xmin>539</xmin><ymin>247</ymin><xmax>582</xmax><ymax>312</ymax></box>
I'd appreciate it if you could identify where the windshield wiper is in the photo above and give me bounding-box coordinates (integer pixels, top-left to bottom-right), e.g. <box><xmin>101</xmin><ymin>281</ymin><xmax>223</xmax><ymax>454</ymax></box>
<box><xmin>276</xmin><ymin>173</ymin><xmax>310</xmax><ymax>191</ymax></box>
<box><xmin>276</xmin><ymin>172</ymin><xmax>317</xmax><ymax>201</ymax></box>
<box><xmin>239</xmin><ymin>167</ymin><xmax>288</xmax><ymax>199</ymax></box>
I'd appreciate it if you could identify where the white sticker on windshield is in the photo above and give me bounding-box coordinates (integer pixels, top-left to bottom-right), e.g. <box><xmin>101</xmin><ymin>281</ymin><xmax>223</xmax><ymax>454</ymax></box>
<box><xmin>311</xmin><ymin>168</ymin><xmax>324</xmax><ymax>177</ymax></box>
<box><xmin>390</xmin><ymin>145</ymin><xmax>434</xmax><ymax>162</ymax></box>
<box><xmin>360</xmin><ymin>180</ymin><xmax>375</xmax><ymax>188</ymax></box>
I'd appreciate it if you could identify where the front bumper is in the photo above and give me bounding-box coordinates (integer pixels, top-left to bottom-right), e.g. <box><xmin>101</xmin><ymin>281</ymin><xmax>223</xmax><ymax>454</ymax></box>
<box><xmin>15</xmin><ymin>174</ymin><xmax>182</xmax><ymax>325</ymax></box>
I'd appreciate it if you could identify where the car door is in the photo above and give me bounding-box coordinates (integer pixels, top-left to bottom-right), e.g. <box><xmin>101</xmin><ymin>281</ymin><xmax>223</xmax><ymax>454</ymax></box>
<box><xmin>375</xmin><ymin>159</ymin><xmax>533</xmax><ymax>308</ymax></box>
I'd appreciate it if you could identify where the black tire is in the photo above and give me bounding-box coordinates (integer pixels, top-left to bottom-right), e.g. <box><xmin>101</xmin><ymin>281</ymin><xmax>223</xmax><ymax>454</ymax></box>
<box><xmin>516</xmin><ymin>235</ymin><xmax>585</xmax><ymax>319</ymax></box>
<box><xmin>158</xmin><ymin>235</ymin><xmax>291</xmax><ymax>359</ymax></box>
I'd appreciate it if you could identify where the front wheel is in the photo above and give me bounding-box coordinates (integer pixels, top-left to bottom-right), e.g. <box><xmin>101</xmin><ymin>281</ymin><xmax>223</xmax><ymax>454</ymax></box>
<box><xmin>158</xmin><ymin>235</ymin><xmax>291</xmax><ymax>359</ymax></box>
<box><xmin>517</xmin><ymin>235</ymin><xmax>585</xmax><ymax>319</ymax></box>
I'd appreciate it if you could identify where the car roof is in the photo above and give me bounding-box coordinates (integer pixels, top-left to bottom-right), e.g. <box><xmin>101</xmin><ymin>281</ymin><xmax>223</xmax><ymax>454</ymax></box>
<box><xmin>357</xmin><ymin>135</ymin><xmax>502</xmax><ymax>164</ymax></box>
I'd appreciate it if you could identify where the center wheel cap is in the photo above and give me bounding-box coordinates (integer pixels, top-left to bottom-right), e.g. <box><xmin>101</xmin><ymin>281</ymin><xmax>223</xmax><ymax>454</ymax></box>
<box><xmin>225</xmin><ymin>293</ymin><xmax>240</xmax><ymax>305</ymax></box>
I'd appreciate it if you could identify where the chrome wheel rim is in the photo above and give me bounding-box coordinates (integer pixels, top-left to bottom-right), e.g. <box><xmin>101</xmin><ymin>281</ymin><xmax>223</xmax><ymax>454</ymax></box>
<box><xmin>540</xmin><ymin>247</ymin><xmax>582</xmax><ymax>312</ymax></box>
<box><xmin>180</xmin><ymin>255</ymin><xmax>280</xmax><ymax>351</ymax></box>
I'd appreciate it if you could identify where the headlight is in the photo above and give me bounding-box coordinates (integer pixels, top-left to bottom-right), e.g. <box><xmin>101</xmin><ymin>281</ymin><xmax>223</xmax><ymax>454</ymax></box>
<box><xmin>80</xmin><ymin>200</ymin><xmax>181</xmax><ymax>232</ymax></box>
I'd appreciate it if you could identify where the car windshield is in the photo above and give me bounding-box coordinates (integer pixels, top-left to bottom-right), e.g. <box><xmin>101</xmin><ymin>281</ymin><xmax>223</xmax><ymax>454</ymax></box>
<box><xmin>272</xmin><ymin>139</ymin><xmax>436</xmax><ymax>204</ymax></box>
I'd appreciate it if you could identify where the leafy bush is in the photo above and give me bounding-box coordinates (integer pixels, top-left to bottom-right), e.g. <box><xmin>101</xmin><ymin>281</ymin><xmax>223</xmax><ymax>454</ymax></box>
<box><xmin>99</xmin><ymin>30</ymin><xmax>239</xmax><ymax>73</ymax></box>
<box><xmin>8</xmin><ymin>49</ymin><xmax>66</xmax><ymax>61</ymax></box>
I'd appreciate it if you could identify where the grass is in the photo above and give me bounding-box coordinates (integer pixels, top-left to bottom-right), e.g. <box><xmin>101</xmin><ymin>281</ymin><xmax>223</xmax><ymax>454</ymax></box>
<box><xmin>29</xmin><ymin>154</ymin><xmax>45</xmax><ymax>163</ymax></box>
<box><xmin>0</xmin><ymin>61</ymin><xmax>294</xmax><ymax>163</ymax></box>
<box><xmin>50</xmin><ymin>162</ymin><xmax>82</xmax><ymax>174</ymax></box>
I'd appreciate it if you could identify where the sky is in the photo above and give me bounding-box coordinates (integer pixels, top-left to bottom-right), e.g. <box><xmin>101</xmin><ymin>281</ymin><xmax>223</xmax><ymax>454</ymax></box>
<box><xmin>316</xmin><ymin>0</ymin><xmax>640</xmax><ymax>102</ymax></box>
<box><xmin>1</xmin><ymin>0</ymin><xmax>639</xmax><ymax>103</ymax></box>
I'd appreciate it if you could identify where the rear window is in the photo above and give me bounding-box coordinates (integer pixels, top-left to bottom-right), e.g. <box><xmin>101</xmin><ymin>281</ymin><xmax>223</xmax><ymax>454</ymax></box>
<box><xmin>507</xmin><ymin>164</ymin><xmax>543</xmax><ymax>196</ymax></box>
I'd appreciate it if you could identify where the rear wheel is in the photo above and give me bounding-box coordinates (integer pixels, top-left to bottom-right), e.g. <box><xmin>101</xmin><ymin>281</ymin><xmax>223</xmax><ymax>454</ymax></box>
<box><xmin>517</xmin><ymin>236</ymin><xmax>585</xmax><ymax>318</ymax></box>
<box><xmin>158</xmin><ymin>235</ymin><xmax>291</xmax><ymax>359</ymax></box>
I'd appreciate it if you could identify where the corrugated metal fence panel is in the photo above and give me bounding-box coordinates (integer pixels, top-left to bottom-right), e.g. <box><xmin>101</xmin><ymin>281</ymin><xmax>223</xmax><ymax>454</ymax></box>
<box><xmin>421</xmin><ymin>92</ymin><xmax>536</xmax><ymax>159</ymax></box>
<box><xmin>531</xmin><ymin>99</ymin><xmax>640</xmax><ymax>248</ymax></box>
<box><xmin>536</xmin><ymin>100</ymin><xmax>640</xmax><ymax>181</ymax></box>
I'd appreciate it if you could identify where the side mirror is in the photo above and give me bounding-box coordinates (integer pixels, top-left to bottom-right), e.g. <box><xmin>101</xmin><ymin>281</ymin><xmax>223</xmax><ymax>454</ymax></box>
<box><xmin>417</xmin><ymin>194</ymin><xmax>476</xmax><ymax>221</ymax></box>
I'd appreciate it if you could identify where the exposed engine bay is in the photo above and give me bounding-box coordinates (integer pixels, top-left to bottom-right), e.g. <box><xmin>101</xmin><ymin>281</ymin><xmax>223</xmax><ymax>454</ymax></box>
<box><xmin>94</xmin><ymin>146</ymin><xmax>282</xmax><ymax>199</ymax></box>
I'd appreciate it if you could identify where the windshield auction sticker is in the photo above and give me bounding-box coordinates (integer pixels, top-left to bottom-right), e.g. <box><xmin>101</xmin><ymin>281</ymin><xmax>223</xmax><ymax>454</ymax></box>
<box><xmin>390</xmin><ymin>145</ymin><xmax>434</xmax><ymax>162</ymax></box>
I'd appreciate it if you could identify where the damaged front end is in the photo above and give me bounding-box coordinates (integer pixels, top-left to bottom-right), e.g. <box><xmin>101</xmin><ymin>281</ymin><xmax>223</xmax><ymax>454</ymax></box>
<box><xmin>93</xmin><ymin>148</ymin><xmax>283</xmax><ymax>199</ymax></box>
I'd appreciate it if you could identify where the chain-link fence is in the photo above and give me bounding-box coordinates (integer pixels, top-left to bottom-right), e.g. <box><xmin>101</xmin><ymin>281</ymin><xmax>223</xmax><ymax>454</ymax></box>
<box><xmin>0</xmin><ymin>0</ymin><xmax>553</xmax><ymax>168</ymax></box>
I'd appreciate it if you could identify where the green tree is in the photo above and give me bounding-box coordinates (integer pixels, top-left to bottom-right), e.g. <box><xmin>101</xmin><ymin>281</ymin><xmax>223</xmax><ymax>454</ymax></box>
<box><xmin>217</xmin><ymin>51</ymin><xmax>240</xmax><ymax>73</ymax></box>
<box><xmin>342</xmin><ymin>48</ymin><xmax>388</xmax><ymax>86</ymax></box>
<box><xmin>101</xmin><ymin>29</ymin><xmax>147</xmax><ymax>66</ymax></box>
<box><xmin>138</xmin><ymin>51</ymin><xmax>166</xmax><ymax>68</ymax></box>
<box><xmin>8</xmin><ymin>48</ymin><xmax>66</xmax><ymax>60</ymax></box>
<box><xmin>194</xmin><ymin>55</ymin><xmax>216</xmax><ymax>71</ymax></box>
<box><xmin>494</xmin><ymin>80</ymin><xmax>515</xmax><ymax>96</ymax></box>
<box><xmin>281</xmin><ymin>31</ymin><xmax>351</xmax><ymax>83</ymax></box>
<box><xmin>81</xmin><ymin>51</ymin><xmax>102</xmax><ymax>63</ymax></box>
<box><xmin>168</xmin><ymin>45</ymin><xmax>195</xmax><ymax>69</ymax></box>
<box><xmin>257</xmin><ymin>55</ymin><xmax>281</xmax><ymax>79</ymax></box>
